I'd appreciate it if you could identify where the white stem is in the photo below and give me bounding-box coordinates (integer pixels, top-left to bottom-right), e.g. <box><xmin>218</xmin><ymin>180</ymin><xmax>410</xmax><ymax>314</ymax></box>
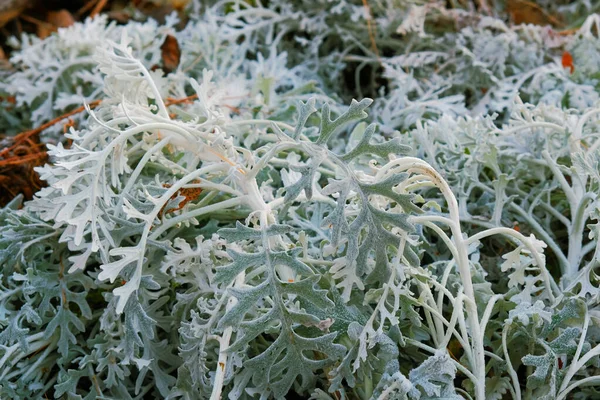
<box><xmin>479</xmin><ymin>294</ymin><xmax>503</xmax><ymax>334</ymax></box>
<box><xmin>20</xmin><ymin>339</ymin><xmax>57</xmax><ymax>382</ymax></box>
<box><xmin>440</xmin><ymin>292</ymin><xmax>464</xmax><ymax>349</ymax></box>
<box><xmin>380</xmin><ymin>157</ymin><xmax>486</xmax><ymax>398</ymax></box>
<box><xmin>542</xmin><ymin>150</ymin><xmax>576</xmax><ymax>207</ymax></box>
<box><xmin>116</xmin><ymin>136</ymin><xmax>172</xmax><ymax>214</ymax></box>
<box><xmin>572</xmin><ymin>108</ymin><xmax>600</xmax><ymax>154</ymax></box>
<box><xmin>210</xmin><ymin>272</ymin><xmax>246</xmax><ymax>400</ymax></box>
<box><xmin>412</xmin><ymin>219</ymin><xmax>459</xmax><ymax>260</ymax></box>
<box><xmin>437</xmin><ymin>261</ymin><xmax>457</xmax><ymax>322</ymax></box>
<box><xmin>557</xmin><ymin>376</ymin><xmax>600</xmax><ymax>400</ymax></box>
<box><xmin>559</xmin><ymin>311</ymin><xmax>589</xmax><ymax>394</ymax></box>
<box><xmin>0</xmin><ymin>287</ymin><xmax>22</xmax><ymax>302</ymax></box>
<box><xmin>499</xmin><ymin>122</ymin><xmax>566</xmax><ymax>136</ymax></box>
<box><xmin>502</xmin><ymin>324</ymin><xmax>521</xmax><ymax>400</ymax></box>
<box><xmin>420</xmin><ymin>283</ymin><xmax>443</xmax><ymax>346</ymax></box>
<box><xmin>405</xmin><ymin>338</ymin><xmax>478</xmax><ymax>385</ymax></box>
<box><xmin>466</xmin><ymin>227</ymin><xmax>558</xmax><ymax>299</ymax></box>
<box><xmin>470</xmin><ymin>181</ymin><xmax>569</xmax><ymax>272</ymax></box>
<box><xmin>412</xmin><ymin>291</ymin><xmax>473</xmax><ymax>366</ymax></box>
<box><xmin>567</xmin><ymin>193</ymin><xmax>596</xmax><ymax>279</ymax></box>
<box><xmin>228</xmin><ymin>119</ymin><xmax>295</xmax><ymax>131</ymax></box>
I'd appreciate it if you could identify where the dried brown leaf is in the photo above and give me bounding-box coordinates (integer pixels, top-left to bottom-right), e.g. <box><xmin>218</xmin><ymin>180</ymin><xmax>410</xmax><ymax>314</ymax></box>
<box><xmin>47</xmin><ymin>9</ymin><xmax>75</xmax><ymax>28</ymax></box>
<box><xmin>160</xmin><ymin>34</ymin><xmax>181</xmax><ymax>74</ymax></box>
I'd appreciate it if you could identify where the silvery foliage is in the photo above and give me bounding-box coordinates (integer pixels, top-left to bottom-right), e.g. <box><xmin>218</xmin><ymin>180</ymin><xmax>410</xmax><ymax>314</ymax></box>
<box><xmin>0</xmin><ymin>1</ymin><xmax>599</xmax><ymax>399</ymax></box>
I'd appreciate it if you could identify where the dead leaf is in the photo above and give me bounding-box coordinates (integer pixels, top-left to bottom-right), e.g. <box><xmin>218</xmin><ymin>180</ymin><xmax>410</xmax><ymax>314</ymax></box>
<box><xmin>161</xmin><ymin>34</ymin><xmax>181</xmax><ymax>74</ymax></box>
<box><xmin>47</xmin><ymin>9</ymin><xmax>75</xmax><ymax>28</ymax></box>
<box><xmin>562</xmin><ymin>51</ymin><xmax>574</xmax><ymax>74</ymax></box>
<box><xmin>27</xmin><ymin>10</ymin><xmax>74</xmax><ymax>39</ymax></box>
<box><xmin>507</xmin><ymin>0</ymin><xmax>563</xmax><ymax>27</ymax></box>
<box><xmin>172</xmin><ymin>0</ymin><xmax>191</xmax><ymax>11</ymax></box>
<box><xmin>0</xmin><ymin>0</ymin><xmax>29</xmax><ymax>28</ymax></box>
<box><xmin>0</xmin><ymin>47</ymin><xmax>6</xmax><ymax>69</ymax></box>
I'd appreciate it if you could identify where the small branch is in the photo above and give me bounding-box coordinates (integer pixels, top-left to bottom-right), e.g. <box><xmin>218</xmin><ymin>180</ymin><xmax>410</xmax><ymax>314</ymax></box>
<box><xmin>76</xmin><ymin>0</ymin><xmax>101</xmax><ymax>17</ymax></box>
<box><xmin>361</xmin><ymin>0</ymin><xmax>380</xmax><ymax>60</ymax></box>
<box><xmin>90</xmin><ymin>0</ymin><xmax>107</xmax><ymax>17</ymax></box>
<box><xmin>164</xmin><ymin>93</ymin><xmax>198</xmax><ymax>107</ymax></box>
<box><xmin>5</xmin><ymin>92</ymin><xmax>210</xmax><ymax>158</ymax></box>
<box><xmin>19</xmin><ymin>14</ymin><xmax>55</xmax><ymax>29</ymax></box>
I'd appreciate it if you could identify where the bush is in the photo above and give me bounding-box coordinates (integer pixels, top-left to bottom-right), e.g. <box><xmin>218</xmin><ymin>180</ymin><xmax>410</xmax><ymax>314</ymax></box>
<box><xmin>1</xmin><ymin>2</ymin><xmax>599</xmax><ymax>399</ymax></box>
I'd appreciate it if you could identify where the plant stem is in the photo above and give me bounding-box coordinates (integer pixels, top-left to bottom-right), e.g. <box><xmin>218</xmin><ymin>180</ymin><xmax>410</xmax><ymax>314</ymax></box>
<box><xmin>210</xmin><ymin>272</ymin><xmax>245</xmax><ymax>400</ymax></box>
<box><xmin>466</xmin><ymin>227</ymin><xmax>559</xmax><ymax>299</ymax></box>
<box><xmin>502</xmin><ymin>324</ymin><xmax>521</xmax><ymax>400</ymax></box>
<box><xmin>567</xmin><ymin>193</ymin><xmax>596</xmax><ymax>279</ymax></box>
<box><xmin>379</xmin><ymin>156</ymin><xmax>486</xmax><ymax>398</ymax></box>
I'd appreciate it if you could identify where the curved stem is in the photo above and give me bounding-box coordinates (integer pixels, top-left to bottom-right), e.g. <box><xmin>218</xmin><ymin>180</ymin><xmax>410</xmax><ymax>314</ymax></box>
<box><xmin>415</xmin><ymin>219</ymin><xmax>460</xmax><ymax>261</ymax></box>
<box><xmin>228</xmin><ymin>119</ymin><xmax>295</xmax><ymax>132</ymax></box>
<box><xmin>499</xmin><ymin>122</ymin><xmax>566</xmax><ymax>137</ymax></box>
<box><xmin>405</xmin><ymin>338</ymin><xmax>478</xmax><ymax>385</ymax></box>
<box><xmin>20</xmin><ymin>338</ymin><xmax>58</xmax><ymax>382</ymax></box>
<box><xmin>470</xmin><ymin>181</ymin><xmax>569</xmax><ymax>273</ymax></box>
<box><xmin>149</xmin><ymin>196</ymin><xmax>246</xmax><ymax>239</ymax></box>
<box><xmin>557</xmin><ymin>376</ymin><xmax>600</xmax><ymax>400</ymax></box>
<box><xmin>380</xmin><ymin>157</ymin><xmax>485</xmax><ymax>399</ymax></box>
<box><xmin>502</xmin><ymin>324</ymin><xmax>522</xmax><ymax>400</ymax></box>
<box><xmin>115</xmin><ymin>136</ymin><xmax>172</xmax><ymax>214</ymax></box>
<box><xmin>413</xmin><ymin>289</ymin><xmax>473</xmax><ymax>366</ymax></box>
<box><xmin>567</xmin><ymin>193</ymin><xmax>596</xmax><ymax>279</ymax></box>
<box><xmin>466</xmin><ymin>227</ymin><xmax>558</xmax><ymax>299</ymax></box>
<box><xmin>0</xmin><ymin>287</ymin><xmax>22</xmax><ymax>302</ymax></box>
<box><xmin>542</xmin><ymin>150</ymin><xmax>575</xmax><ymax>206</ymax></box>
<box><xmin>479</xmin><ymin>294</ymin><xmax>503</xmax><ymax>333</ymax></box>
<box><xmin>440</xmin><ymin>292</ymin><xmax>465</xmax><ymax>349</ymax></box>
<box><xmin>559</xmin><ymin>311</ymin><xmax>589</xmax><ymax>394</ymax></box>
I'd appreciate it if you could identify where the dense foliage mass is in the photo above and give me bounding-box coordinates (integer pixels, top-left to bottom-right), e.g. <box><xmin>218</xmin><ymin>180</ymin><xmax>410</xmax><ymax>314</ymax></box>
<box><xmin>1</xmin><ymin>1</ymin><xmax>600</xmax><ymax>399</ymax></box>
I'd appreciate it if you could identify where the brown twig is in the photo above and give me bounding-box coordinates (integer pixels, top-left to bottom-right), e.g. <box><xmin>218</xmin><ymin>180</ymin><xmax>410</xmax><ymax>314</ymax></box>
<box><xmin>76</xmin><ymin>0</ymin><xmax>101</xmax><ymax>18</ymax></box>
<box><xmin>164</xmin><ymin>93</ymin><xmax>198</xmax><ymax>107</ymax></box>
<box><xmin>19</xmin><ymin>14</ymin><xmax>54</xmax><ymax>29</ymax></box>
<box><xmin>0</xmin><ymin>152</ymin><xmax>46</xmax><ymax>167</ymax></box>
<box><xmin>15</xmin><ymin>99</ymin><xmax>102</xmax><ymax>142</ymax></box>
<box><xmin>557</xmin><ymin>28</ymin><xmax>579</xmax><ymax>36</ymax></box>
<box><xmin>361</xmin><ymin>0</ymin><xmax>380</xmax><ymax>60</ymax></box>
<box><xmin>90</xmin><ymin>0</ymin><xmax>108</xmax><ymax>18</ymax></box>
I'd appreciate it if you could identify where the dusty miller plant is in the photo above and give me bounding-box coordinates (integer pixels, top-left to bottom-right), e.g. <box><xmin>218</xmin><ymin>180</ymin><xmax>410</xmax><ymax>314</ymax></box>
<box><xmin>1</xmin><ymin>2</ymin><xmax>600</xmax><ymax>400</ymax></box>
